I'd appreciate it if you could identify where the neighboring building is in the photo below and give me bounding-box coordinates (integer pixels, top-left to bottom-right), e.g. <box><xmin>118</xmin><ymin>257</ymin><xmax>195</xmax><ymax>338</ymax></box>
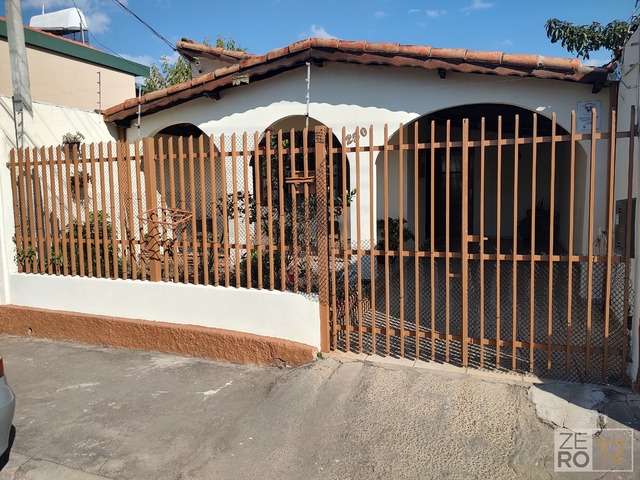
<box><xmin>0</xmin><ymin>15</ymin><xmax>149</xmax><ymax>149</ymax></box>
<box><xmin>0</xmin><ymin>16</ymin><xmax>148</xmax><ymax>111</ymax></box>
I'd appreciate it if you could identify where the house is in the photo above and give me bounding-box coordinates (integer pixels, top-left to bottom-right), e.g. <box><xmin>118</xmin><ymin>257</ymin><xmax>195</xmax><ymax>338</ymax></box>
<box><xmin>1</xmin><ymin>35</ymin><xmax>633</xmax><ymax>385</ymax></box>
<box><xmin>104</xmin><ymin>37</ymin><xmax>613</xmax><ymax>256</ymax></box>
<box><xmin>0</xmin><ymin>16</ymin><xmax>149</xmax><ymax>149</ymax></box>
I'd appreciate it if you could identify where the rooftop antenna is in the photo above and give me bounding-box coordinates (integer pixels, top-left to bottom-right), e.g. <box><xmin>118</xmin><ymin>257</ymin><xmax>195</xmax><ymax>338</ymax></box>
<box><xmin>42</xmin><ymin>0</ymin><xmax>45</xmax><ymax>14</ymax></box>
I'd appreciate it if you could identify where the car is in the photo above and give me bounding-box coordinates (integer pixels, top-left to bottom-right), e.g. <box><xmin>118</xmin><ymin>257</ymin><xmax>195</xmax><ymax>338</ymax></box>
<box><xmin>0</xmin><ymin>357</ymin><xmax>15</xmax><ymax>456</ymax></box>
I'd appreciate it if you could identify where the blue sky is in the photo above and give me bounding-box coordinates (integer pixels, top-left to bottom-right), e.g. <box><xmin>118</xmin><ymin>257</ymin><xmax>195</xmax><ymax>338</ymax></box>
<box><xmin>9</xmin><ymin>0</ymin><xmax>639</xmax><ymax>69</ymax></box>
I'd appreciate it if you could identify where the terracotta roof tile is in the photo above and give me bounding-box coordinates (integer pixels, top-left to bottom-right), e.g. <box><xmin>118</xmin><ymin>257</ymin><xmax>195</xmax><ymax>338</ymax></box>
<box><xmin>400</xmin><ymin>45</ymin><xmax>432</xmax><ymax>57</ymax></box>
<box><xmin>431</xmin><ymin>48</ymin><xmax>467</xmax><ymax>61</ymax></box>
<box><xmin>311</xmin><ymin>38</ymin><xmax>341</xmax><ymax>49</ymax></box>
<box><xmin>267</xmin><ymin>46</ymin><xmax>291</xmax><ymax>61</ymax></box>
<box><xmin>466</xmin><ymin>51</ymin><xmax>503</xmax><ymax>64</ymax></box>
<box><xmin>502</xmin><ymin>53</ymin><xmax>542</xmax><ymax>69</ymax></box>
<box><xmin>288</xmin><ymin>39</ymin><xmax>312</xmax><ymax>54</ymax></box>
<box><xmin>104</xmin><ymin>37</ymin><xmax>608</xmax><ymax>122</ymax></box>
<box><xmin>339</xmin><ymin>40</ymin><xmax>367</xmax><ymax>52</ymax></box>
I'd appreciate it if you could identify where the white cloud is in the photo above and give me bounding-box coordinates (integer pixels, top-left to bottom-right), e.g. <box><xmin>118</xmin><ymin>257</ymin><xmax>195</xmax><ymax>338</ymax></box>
<box><xmin>408</xmin><ymin>8</ymin><xmax>420</xmax><ymax>14</ymax></box>
<box><xmin>84</xmin><ymin>11</ymin><xmax>110</xmax><ymax>33</ymax></box>
<box><xmin>461</xmin><ymin>0</ymin><xmax>495</xmax><ymax>14</ymax></box>
<box><xmin>119</xmin><ymin>53</ymin><xmax>156</xmax><ymax>66</ymax></box>
<box><xmin>426</xmin><ymin>9</ymin><xmax>446</xmax><ymax>18</ymax></box>
<box><xmin>502</xmin><ymin>39</ymin><xmax>513</xmax><ymax>47</ymax></box>
<box><xmin>299</xmin><ymin>24</ymin><xmax>337</xmax><ymax>39</ymax></box>
<box><xmin>374</xmin><ymin>11</ymin><xmax>388</xmax><ymax>19</ymax></box>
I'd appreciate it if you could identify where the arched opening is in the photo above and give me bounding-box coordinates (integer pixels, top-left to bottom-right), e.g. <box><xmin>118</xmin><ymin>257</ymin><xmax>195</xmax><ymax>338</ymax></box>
<box><xmin>377</xmin><ymin>104</ymin><xmax>587</xmax><ymax>254</ymax></box>
<box><xmin>151</xmin><ymin>123</ymin><xmax>222</xmax><ymax>263</ymax></box>
<box><xmin>250</xmin><ymin>116</ymin><xmax>350</xmax><ymax>240</ymax></box>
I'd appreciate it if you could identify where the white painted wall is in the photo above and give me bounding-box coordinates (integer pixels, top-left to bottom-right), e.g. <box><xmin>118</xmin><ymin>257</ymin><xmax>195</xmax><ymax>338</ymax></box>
<box><xmin>128</xmin><ymin>62</ymin><xmax>610</xmax><ymax>249</ymax></box>
<box><xmin>616</xmin><ymin>27</ymin><xmax>640</xmax><ymax>383</ymax></box>
<box><xmin>7</xmin><ymin>274</ymin><xmax>321</xmax><ymax>348</ymax></box>
<box><xmin>0</xmin><ymin>95</ymin><xmax>118</xmax><ymax>150</ymax></box>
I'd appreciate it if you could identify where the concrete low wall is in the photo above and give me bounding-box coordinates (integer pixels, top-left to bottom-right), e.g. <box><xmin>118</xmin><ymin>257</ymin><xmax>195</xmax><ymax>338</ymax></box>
<box><xmin>7</xmin><ymin>273</ymin><xmax>321</xmax><ymax>350</ymax></box>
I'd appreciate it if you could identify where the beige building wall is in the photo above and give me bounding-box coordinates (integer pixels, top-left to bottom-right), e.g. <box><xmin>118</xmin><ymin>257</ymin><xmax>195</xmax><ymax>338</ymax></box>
<box><xmin>0</xmin><ymin>39</ymin><xmax>136</xmax><ymax>111</ymax></box>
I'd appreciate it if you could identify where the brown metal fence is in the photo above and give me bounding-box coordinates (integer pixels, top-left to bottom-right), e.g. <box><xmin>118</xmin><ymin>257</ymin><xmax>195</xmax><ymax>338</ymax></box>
<box><xmin>7</xmin><ymin>109</ymin><xmax>638</xmax><ymax>385</ymax></box>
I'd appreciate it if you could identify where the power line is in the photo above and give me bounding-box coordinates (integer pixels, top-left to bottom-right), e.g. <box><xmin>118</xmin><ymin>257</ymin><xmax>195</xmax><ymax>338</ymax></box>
<box><xmin>69</xmin><ymin>0</ymin><xmax>151</xmax><ymax>74</ymax></box>
<box><xmin>109</xmin><ymin>0</ymin><xmax>175</xmax><ymax>51</ymax></box>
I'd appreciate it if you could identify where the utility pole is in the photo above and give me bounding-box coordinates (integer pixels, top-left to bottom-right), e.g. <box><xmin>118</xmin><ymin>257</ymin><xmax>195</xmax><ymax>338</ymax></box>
<box><xmin>5</xmin><ymin>0</ymin><xmax>33</xmax><ymax>149</ymax></box>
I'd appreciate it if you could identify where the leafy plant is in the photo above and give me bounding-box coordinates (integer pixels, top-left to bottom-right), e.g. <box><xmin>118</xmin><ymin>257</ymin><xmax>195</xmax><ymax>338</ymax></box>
<box><xmin>376</xmin><ymin>217</ymin><xmax>415</xmax><ymax>251</ymax></box>
<box><xmin>62</xmin><ymin>131</ymin><xmax>85</xmax><ymax>147</ymax></box>
<box><xmin>545</xmin><ymin>18</ymin><xmax>633</xmax><ymax>59</ymax></box>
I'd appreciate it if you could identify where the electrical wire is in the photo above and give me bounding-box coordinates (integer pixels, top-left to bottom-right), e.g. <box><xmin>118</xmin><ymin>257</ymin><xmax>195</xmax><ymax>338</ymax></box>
<box><xmin>109</xmin><ymin>0</ymin><xmax>175</xmax><ymax>51</ymax></box>
<box><xmin>69</xmin><ymin>0</ymin><xmax>150</xmax><ymax>73</ymax></box>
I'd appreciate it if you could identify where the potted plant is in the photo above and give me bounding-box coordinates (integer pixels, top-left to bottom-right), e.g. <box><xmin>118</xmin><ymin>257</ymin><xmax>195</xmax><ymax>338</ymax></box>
<box><xmin>62</xmin><ymin>131</ymin><xmax>85</xmax><ymax>156</ymax></box>
<box><xmin>376</xmin><ymin>217</ymin><xmax>415</xmax><ymax>264</ymax></box>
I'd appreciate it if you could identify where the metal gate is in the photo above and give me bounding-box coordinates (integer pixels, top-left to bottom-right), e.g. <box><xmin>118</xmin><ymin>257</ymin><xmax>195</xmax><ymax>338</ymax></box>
<box><xmin>325</xmin><ymin>108</ymin><xmax>637</xmax><ymax>386</ymax></box>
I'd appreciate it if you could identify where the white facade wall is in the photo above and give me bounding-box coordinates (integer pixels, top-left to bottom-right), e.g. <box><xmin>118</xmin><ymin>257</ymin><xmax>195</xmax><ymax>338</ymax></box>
<box><xmin>128</xmin><ymin>63</ymin><xmax>611</xmax><ymax>252</ymax></box>
<box><xmin>616</xmin><ymin>28</ymin><xmax>640</xmax><ymax>383</ymax></box>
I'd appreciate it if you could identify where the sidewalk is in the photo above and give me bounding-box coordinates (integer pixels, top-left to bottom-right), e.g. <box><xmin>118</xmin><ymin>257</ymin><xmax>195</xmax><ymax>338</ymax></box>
<box><xmin>0</xmin><ymin>334</ymin><xmax>637</xmax><ymax>479</ymax></box>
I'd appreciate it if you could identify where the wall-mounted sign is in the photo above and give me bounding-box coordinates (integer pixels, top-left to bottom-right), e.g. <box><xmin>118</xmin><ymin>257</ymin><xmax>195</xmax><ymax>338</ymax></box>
<box><xmin>577</xmin><ymin>100</ymin><xmax>601</xmax><ymax>133</ymax></box>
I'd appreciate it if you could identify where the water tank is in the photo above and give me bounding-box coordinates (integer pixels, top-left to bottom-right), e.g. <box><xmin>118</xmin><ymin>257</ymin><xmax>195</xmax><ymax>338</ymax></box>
<box><xmin>29</xmin><ymin>8</ymin><xmax>88</xmax><ymax>35</ymax></box>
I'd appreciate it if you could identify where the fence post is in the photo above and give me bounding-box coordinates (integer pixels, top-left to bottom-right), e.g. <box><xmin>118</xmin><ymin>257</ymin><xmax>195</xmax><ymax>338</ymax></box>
<box><xmin>142</xmin><ymin>137</ymin><xmax>162</xmax><ymax>282</ymax></box>
<box><xmin>461</xmin><ymin>119</ymin><xmax>470</xmax><ymax>367</ymax></box>
<box><xmin>315</xmin><ymin>126</ymin><xmax>330</xmax><ymax>352</ymax></box>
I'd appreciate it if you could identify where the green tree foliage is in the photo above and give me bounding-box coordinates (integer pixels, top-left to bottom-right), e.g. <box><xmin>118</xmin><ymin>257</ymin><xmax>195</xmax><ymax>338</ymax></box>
<box><xmin>143</xmin><ymin>36</ymin><xmax>246</xmax><ymax>93</ymax></box>
<box><xmin>545</xmin><ymin>18</ymin><xmax>632</xmax><ymax>59</ymax></box>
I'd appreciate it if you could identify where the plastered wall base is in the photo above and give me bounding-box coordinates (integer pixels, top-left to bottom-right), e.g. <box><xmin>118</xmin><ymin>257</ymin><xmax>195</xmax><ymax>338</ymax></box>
<box><xmin>0</xmin><ymin>305</ymin><xmax>316</xmax><ymax>367</ymax></box>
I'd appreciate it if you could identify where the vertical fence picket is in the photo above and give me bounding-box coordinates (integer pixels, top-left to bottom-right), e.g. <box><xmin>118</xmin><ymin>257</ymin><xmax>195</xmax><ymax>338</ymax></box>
<box><xmin>32</xmin><ymin>148</ymin><xmax>46</xmax><ymax>273</ymax></box>
<box><xmin>231</xmin><ymin>134</ymin><xmax>240</xmax><ymax>288</ymax></box>
<box><xmin>209</xmin><ymin>134</ymin><xmax>220</xmax><ymax>286</ymax></box>
<box><xmin>81</xmin><ymin>144</ymin><xmax>93</xmax><ymax>278</ymax></box>
<box><xmin>107</xmin><ymin>143</ymin><xmax>118</xmax><ymax>279</ymax></box>
<box><xmin>156</xmin><ymin>139</ymin><xmax>168</xmax><ymax>281</ymax></box>
<box><xmin>529</xmin><ymin>115</ymin><xmax>537</xmax><ymax>372</ymax></box>
<box><xmin>265</xmin><ymin>132</ymin><xmax>274</xmax><ymax>290</ymax></box>
<box><xmin>495</xmin><ymin>117</ymin><xmax>502</xmax><ymax>369</ymax></box>
<box><xmin>585</xmin><ymin>109</ymin><xmax>598</xmax><ymax>378</ymax></box>
<box><xmin>511</xmin><ymin>115</ymin><xmax>520</xmax><ymax>371</ymax></box>
<box><xmin>479</xmin><ymin>118</ymin><xmax>486</xmax><ymax>368</ymax></box>
<box><xmin>398</xmin><ymin>124</ymin><xmax>405</xmax><ymax>357</ymax></box>
<box><xmin>622</xmin><ymin>106</ymin><xmax>636</xmax><ymax>372</ymax></box>
<box><xmin>383</xmin><ymin>125</ymin><xmax>390</xmax><ymax>355</ymax></box>
<box><xmin>277</xmin><ymin>130</ymin><xmax>286</xmax><ymax>291</ymax></box>
<box><xmin>64</xmin><ymin>145</ymin><xmax>77</xmax><ymax>276</ymax></box>
<box><xmin>445</xmin><ymin>121</ymin><xmax>451</xmax><ymax>363</ymax></box>
<box><xmin>355</xmin><ymin>127</ymin><xmax>363</xmax><ymax>352</ymax></box>
<box><xmin>603</xmin><ymin>109</ymin><xmax>616</xmax><ymax>380</ymax></box>
<box><xmin>430</xmin><ymin>121</ymin><xmax>436</xmax><ymax>361</ymax></box>
<box><xmin>220</xmin><ymin>134</ymin><xmax>230</xmax><ymax>287</ymax></box>
<box><xmin>414</xmin><ymin>121</ymin><xmax>420</xmax><ymax>360</ymax></box>
<box><xmin>329</xmin><ymin>130</ymin><xmax>338</xmax><ymax>350</ymax></box>
<box><xmin>290</xmin><ymin>129</ymin><xmax>298</xmax><ymax>293</ymax></box>
<box><xmin>39</xmin><ymin>147</ymin><xmax>52</xmax><ymax>275</ymax></box>
<box><xmin>547</xmin><ymin>114</ymin><xmax>557</xmax><ymax>371</ymax></box>
<box><xmin>342</xmin><ymin>127</ymin><xmax>351</xmax><ymax>351</ymax></box>
<box><xmin>48</xmin><ymin>146</ymin><xmax>61</xmax><ymax>275</ymax></box>
<box><xmin>303</xmin><ymin>127</ymin><xmax>311</xmax><ymax>295</ymax></box>
<box><xmin>253</xmin><ymin>132</ymin><xmax>263</xmax><ymax>290</ymax></box>
<box><xmin>188</xmin><ymin>136</ymin><xmax>199</xmax><ymax>285</ymax></box>
<box><xmin>98</xmin><ymin>143</ymin><xmax>110</xmax><ymax>278</ymax></box>
<box><xmin>242</xmin><ymin>133</ymin><xmax>251</xmax><ymax>289</ymax></box>
<box><xmin>89</xmin><ymin>144</ymin><xmax>100</xmax><ymax>277</ymax></box>
<box><xmin>566</xmin><ymin>112</ymin><xmax>577</xmax><ymax>373</ymax></box>
<box><xmin>369</xmin><ymin>125</ymin><xmax>377</xmax><ymax>356</ymax></box>
<box><xmin>199</xmin><ymin>135</ymin><xmax>209</xmax><ymax>287</ymax></box>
